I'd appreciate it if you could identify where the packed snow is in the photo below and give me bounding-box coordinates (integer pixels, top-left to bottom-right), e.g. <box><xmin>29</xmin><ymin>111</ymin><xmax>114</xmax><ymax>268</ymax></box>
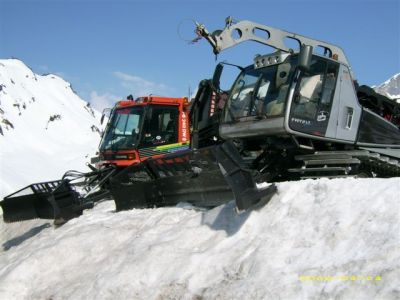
<box><xmin>0</xmin><ymin>59</ymin><xmax>103</xmax><ymax>199</ymax></box>
<box><xmin>0</xmin><ymin>178</ymin><xmax>399</xmax><ymax>299</ymax></box>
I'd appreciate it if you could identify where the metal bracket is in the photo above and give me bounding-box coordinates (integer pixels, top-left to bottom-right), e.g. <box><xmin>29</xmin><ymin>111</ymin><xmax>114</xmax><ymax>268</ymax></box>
<box><xmin>215</xmin><ymin>141</ymin><xmax>277</xmax><ymax>211</ymax></box>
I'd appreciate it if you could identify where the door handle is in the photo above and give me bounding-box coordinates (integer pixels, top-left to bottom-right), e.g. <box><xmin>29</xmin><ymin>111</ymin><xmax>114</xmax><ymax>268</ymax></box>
<box><xmin>345</xmin><ymin>107</ymin><xmax>354</xmax><ymax>129</ymax></box>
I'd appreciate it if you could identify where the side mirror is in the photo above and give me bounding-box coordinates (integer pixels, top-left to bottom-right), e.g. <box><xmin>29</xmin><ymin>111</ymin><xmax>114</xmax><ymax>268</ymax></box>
<box><xmin>212</xmin><ymin>63</ymin><xmax>224</xmax><ymax>89</ymax></box>
<box><xmin>101</xmin><ymin>108</ymin><xmax>112</xmax><ymax>125</ymax></box>
<box><xmin>298</xmin><ymin>44</ymin><xmax>313</xmax><ymax>71</ymax></box>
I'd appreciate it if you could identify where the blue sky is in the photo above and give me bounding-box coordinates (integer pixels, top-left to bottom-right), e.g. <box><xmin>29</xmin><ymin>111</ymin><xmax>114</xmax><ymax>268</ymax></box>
<box><xmin>1</xmin><ymin>0</ymin><xmax>399</xmax><ymax>111</ymax></box>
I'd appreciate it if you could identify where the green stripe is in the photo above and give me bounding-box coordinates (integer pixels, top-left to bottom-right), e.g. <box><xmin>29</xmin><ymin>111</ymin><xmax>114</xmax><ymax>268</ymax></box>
<box><xmin>155</xmin><ymin>142</ymin><xmax>189</xmax><ymax>151</ymax></box>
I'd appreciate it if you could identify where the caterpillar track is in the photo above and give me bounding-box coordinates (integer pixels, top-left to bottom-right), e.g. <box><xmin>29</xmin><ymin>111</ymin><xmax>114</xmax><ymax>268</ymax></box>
<box><xmin>288</xmin><ymin>150</ymin><xmax>400</xmax><ymax>178</ymax></box>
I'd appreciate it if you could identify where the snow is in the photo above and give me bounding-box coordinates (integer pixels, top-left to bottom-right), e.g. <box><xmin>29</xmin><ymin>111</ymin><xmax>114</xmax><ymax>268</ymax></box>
<box><xmin>0</xmin><ymin>59</ymin><xmax>102</xmax><ymax>199</ymax></box>
<box><xmin>1</xmin><ymin>178</ymin><xmax>399</xmax><ymax>299</ymax></box>
<box><xmin>381</xmin><ymin>73</ymin><xmax>400</xmax><ymax>87</ymax></box>
<box><xmin>374</xmin><ymin>73</ymin><xmax>400</xmax><ymax>100</ymax></box>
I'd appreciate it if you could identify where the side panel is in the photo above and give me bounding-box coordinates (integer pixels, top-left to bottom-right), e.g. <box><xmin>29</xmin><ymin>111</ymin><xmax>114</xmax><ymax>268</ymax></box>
<box><xmin>334</xmin><ymin>65</ymin><xmax>362</xmax><ymax>141</ymax></box>
<box><xmin>220</xmin><ymin>117</ymin><xmax>286</xmax><ymax>139</ymax></box>
<box><xmin>357</xmin><ymin>109</ymin><xmax>400</xmax><ymax>146</ymax></box>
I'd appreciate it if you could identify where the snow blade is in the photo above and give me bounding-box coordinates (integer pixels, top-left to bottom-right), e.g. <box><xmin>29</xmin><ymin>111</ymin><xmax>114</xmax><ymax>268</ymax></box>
<box><xmin>1</xmin><ymin>180</ymin><xmax>84</xmax><ymax>224</ymax></box>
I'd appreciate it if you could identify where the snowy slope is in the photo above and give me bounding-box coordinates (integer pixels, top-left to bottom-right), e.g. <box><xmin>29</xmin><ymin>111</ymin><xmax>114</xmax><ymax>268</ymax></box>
<box><xmin>0</xmin><ymin>59</ymin><xmax>102</xmax><ymax>198</ymax></box>
<box><xmin>374</xmin><ymin>73</ymin><xmax>400</xmax><ymax>100</ymax></box>
<box><xmin>0</xmin><ymin>178</ymin><xmax>399</xmax><ymax>299</ymax></box>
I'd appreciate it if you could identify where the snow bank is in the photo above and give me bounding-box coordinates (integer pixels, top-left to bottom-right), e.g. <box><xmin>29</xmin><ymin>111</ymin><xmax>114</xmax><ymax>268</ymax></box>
<box><xmin>1</xmin><ymin>178</ymin><xmax>399</xmax><ymax>299</ymax></box>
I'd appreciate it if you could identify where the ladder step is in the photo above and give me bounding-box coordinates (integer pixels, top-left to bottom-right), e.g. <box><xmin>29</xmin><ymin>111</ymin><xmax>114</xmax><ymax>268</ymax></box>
<box><xmin>304</xmin><ymin>158</ymin><xmax>361</xmax><ymax>166</ymax></box>
<box><xmin>300</xmin><ymin>175</ymin><xmax>353</xmax><ymax>179</ymax></box>
<box><xmin>288</xmin><ymin>166</ymin><xmax>350</xmax><ymax>173</ymax></box>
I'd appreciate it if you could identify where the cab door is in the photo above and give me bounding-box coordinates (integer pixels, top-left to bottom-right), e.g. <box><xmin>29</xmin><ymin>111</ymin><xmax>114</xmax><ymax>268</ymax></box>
<box><xmin>289</xmin><ymin>57</ymin><xmax>339</xmax><ymax>138</ymax></box>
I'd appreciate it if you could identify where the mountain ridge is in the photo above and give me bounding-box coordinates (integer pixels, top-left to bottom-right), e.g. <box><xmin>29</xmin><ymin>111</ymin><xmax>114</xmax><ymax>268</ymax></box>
<box><xmin>0</xmin><ymin>58</ymin><xmax>103</xmax><ymax>198</ymax></box>
<box><xmin>374</xmin><ymin>73</ymin><xmax>400</xmax><ymax>100</ymax></box>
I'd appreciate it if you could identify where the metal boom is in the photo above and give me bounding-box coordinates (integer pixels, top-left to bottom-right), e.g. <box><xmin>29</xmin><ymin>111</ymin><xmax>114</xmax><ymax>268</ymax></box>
<box><xmin>196</xmin><ymin>18</ymin><xmax>350</xmax><ymax>67</ymax></box>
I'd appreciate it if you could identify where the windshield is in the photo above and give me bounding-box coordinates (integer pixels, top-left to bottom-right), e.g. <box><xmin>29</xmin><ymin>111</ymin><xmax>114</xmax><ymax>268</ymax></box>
<box><xmin>225</xmin><ymin>57</ymin><xmax>296</xmax><ymax>121</ymax></box>
<box><xmin>99</xmin><ymin>107</ymin><xmax>143</xmax><ymax>151</ymax></box>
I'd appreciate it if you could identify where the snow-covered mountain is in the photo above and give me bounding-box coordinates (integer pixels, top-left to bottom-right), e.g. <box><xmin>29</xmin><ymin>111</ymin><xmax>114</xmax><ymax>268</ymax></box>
<box><xmin>0</xmin><ymin>178</ymin><xmax>399</xmax><ymax>299</ymax></box>
<box><xmin>374</xmin><ymin>73</ymin><xmax>400</xmax><ymax>100</ymax></box>
<box><xmin>0</xmin><ymin>59</ymin><xmax>102</xmax><ymax>198</ymax></box>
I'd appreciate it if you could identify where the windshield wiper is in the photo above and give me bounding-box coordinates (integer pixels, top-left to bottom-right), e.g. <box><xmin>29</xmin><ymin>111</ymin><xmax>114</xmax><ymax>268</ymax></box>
<box><xmin>227</xmin><ymin>107</ymin><xmax>238</xmax><ymax>122</ymax></box>
<box><xmin>109</xmin><ymin>114</ymin><xmax>121</xmax><ymax>152</ymax></box>
<box><xmin>249</xmin><ymin>75</ymin><xmax>265</xmax><ymax>117</ymax></box>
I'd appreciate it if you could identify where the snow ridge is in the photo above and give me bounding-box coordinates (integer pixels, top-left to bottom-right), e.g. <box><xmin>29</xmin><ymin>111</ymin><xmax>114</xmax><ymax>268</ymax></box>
<box><xmin>0</xmin><ymin>178</ymin><xmax>399</xmax><ymax>299</ymax></box>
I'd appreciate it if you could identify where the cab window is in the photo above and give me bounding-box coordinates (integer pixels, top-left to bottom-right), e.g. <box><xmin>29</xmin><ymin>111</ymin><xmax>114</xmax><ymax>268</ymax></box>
<box><xmin>141</xmin><ymin>106</ymin><xmax>179</xmax><ymax>147</ymax></box>
<box><xmin>289</xmin><ymin>57</ymin><xmax>339</xmax><ymax>136</ymax></box>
